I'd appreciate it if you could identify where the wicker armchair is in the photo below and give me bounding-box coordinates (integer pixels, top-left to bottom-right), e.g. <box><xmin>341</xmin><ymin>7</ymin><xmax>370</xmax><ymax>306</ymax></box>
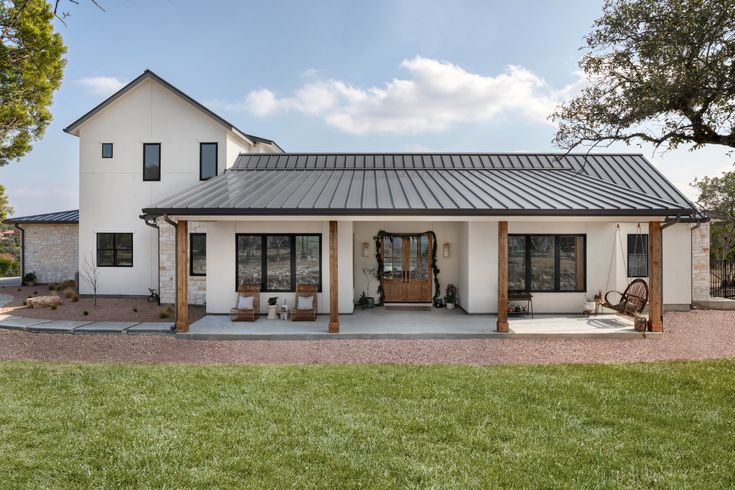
<box><xmin>230</xmin><ymin>284</ymin><xmax>260</xmax><ymax>321</ymax></box>
<box><xmin>292</xmin><ymin>284</ymin><xmax>318</xmax><ymax>321</ymax></box>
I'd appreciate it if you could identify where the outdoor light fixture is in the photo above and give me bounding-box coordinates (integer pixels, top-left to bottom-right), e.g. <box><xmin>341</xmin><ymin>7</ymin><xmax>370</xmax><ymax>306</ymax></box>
<box><xmin>362</xmin><ymin>242</ymin><xmax>370</xmax><ymax>257</ymax></box>
<box><xmin>443</xmin><ymin>242</ymin><xmax>450</xmax><ymax>258</ymax></box>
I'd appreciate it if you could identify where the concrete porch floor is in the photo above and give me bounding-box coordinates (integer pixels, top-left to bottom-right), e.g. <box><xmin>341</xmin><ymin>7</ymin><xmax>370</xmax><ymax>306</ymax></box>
<box><xmin>182</xmin><ymin>308</ymin><xmax>645</xmax><ymax>340</ymax></box>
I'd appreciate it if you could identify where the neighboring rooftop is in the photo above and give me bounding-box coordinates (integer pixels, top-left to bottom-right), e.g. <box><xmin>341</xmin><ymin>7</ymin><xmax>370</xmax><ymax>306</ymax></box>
<box><xmin>63</xmin><ymin>70</ymin><xmax>283</xmax><ymax>151</ymax></box>
<box><xmin>4</xmin><ymin>210</ymin><xmax>79</xmax><ymax>224</ymax></box>
<box><xmin>143</xmin><ymin>153</ymin><xmax>697</xmax><ymax>217</ymax></box>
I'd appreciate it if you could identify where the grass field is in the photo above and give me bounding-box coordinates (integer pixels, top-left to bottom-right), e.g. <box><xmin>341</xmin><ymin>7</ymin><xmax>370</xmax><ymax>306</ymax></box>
<box><xmin>1</xmin><ymin>360</ymin><xmax>734</xmax><ymax>488</ymax></box>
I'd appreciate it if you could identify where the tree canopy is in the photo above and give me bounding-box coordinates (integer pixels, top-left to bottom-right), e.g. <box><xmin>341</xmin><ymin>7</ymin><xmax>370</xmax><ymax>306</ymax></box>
<box><xmin>692</xmin><ymin>171</ymin><xmax>735</xmax><ymax>261</ymax></box>
<box><xmin>0</xmin><ymin>0</ymin><xmax>65</xmax><ymax>166</ymax></box>
<box><xmin>553</xmin><ymin>0</ymin><xmax>735</xmax><ymax>153</ymax></box>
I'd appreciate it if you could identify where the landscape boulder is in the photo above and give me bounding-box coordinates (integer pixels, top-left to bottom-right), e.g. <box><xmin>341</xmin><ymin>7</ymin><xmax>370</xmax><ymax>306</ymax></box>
<box><xmin>26</xmin><ymin>295</ymin><xmax>62</xmax><ymax>309</ymax></box>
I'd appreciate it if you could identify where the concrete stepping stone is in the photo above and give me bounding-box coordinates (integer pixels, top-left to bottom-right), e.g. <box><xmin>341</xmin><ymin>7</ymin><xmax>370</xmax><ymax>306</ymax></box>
<box><xmin>0</xmin><ymin>315</ymin><xmax>50</xmax><ymax>330</ymax></box>
<box><xmin>74</xmin><ymin>322</ymin><xmax>138</xmax><ymax>334</ymax></box>
<box><xmin>127</xmin><ymin>322</ymin><xmax>175</xmax><ymax>334</ymax></box>
<box><xmin>28</xmin><ymin>320</ymin><xmax>92</xmax><ymax>333</ymax></box>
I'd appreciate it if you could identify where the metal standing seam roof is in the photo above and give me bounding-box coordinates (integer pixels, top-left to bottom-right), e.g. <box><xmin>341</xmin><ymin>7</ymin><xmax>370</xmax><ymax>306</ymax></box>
<box><xmin>142</xmin><ymin>153</ymin><xmax>698</xmax><ymax>217</ymax></box>
<box><xmin>4</xmin><ymin>209</ymin><xmax>79</xmax><ymax>224</ymax></box>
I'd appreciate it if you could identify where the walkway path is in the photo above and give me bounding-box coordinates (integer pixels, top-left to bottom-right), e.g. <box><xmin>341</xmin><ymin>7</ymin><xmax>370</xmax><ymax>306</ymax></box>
<box><xmin>0</xmin><ymin>310</ymin><xmax>732</xmax><ymax>365</ymax></box>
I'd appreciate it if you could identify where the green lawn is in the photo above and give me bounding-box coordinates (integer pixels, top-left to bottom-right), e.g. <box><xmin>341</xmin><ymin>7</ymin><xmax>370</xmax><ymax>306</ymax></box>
<box><xmin>1</xmin><ymin>360</ymin><xmax>734</xmax><ymax>488</ymax></box>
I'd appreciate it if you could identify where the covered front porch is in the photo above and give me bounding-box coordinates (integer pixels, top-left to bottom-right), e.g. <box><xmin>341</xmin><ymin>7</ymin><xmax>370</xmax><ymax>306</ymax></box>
<box><xmin>179</xmin><ymin>308</ymin><xmax>642</xmax><ymax>340</ymax></box>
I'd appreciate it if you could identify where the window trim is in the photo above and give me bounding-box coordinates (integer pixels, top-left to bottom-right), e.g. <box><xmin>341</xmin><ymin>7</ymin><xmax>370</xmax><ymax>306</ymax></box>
<box><xmin>199</xmin><ymin>142</ymin><xmax>218</xmax><ymax>181</ymax></box>
<box><xmin>143</xmin><ymin>143</ymin><xmax>161</xmax><ymax>181</ymax></box>
<box><xmin>627</xmin><ymin>233</ymin><xmax>649</xmax><ymax>278</ymax></box>
<box><xmin>101</xmin><ymin>143</ymin><xmax>113</xmax><ymax>158</ymax></box>
<box><xmin>96</xmin><ymin>232</ymin><xmax>134</xmax><ymax>268</ymax></box>
<box><xmin>508</xmin><ymin>234</ymin><xmax>587</xmax><ymax>293</ymax></box>
<box><xmin>235</xmin><ymin>233</ymin><xmax>322</xmax><ymax>293</ymax></box>
<box><xmin>189</xmin><ymin>233</ymin><xmax>206</xmax><ymax>277</ymax></box>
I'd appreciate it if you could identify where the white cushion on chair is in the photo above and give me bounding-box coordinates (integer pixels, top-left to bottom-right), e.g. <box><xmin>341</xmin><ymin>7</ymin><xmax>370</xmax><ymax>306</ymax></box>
<box><xmin>237</xmin><ymin>295</ymin><xmax>254</xmax><ymax>310</ymax></box>
<box><xmin>297</xmin><ymin>295</ymin><xmax>314</xmax><ymax>310</ymax></box>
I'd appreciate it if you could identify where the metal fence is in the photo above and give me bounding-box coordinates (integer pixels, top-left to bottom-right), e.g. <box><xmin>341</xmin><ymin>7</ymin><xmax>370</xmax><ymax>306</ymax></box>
<box><xmin>711</xmin><ymin>261</ymin><xmax>735</xmax><ymax>298</ymax></box>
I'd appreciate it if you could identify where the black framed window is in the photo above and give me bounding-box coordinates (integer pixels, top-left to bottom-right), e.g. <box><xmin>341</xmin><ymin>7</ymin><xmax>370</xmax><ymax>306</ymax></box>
<box><xmin>627</xmin><ymin>234</ymin><xmax>649</xmax><ymax>277</ymax></box>
<box><xmin>143</xmin><ymin>143</ymin><xmax>161</xmax><ymax>181</ymax></box>
<box><xmin>190</xmin><ymin>233</ymin><xmax>206</xmax><ymax>276</ymax></box>
<box><xmin>97</xmin><ymin>233</ymin><xmax>133</xmax><ymax>267</ymax></box>
<box><xmin>101</xmin><ymin>143</ymin><xmax>113</xmax><ymax>158</ymax></box>
<box><xmin>236</xmin><ymin>234</ymin><xmax>322</xmax><ymax>292</ymax></box>
<box><xmin>508</xmin><ymin>234</ymin><xmax>586</xmax><ymax>292</ymax></box>
<box><xmin>200</xmin><ymin>142</ymin><xmax>217</xmax><ymax>180</ymax></box>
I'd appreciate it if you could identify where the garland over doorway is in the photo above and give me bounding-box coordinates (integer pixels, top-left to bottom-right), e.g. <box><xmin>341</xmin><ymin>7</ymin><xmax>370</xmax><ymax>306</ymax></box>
<box><xmin>373</xmin><ymin>230</ymin><xmax>441</xmax><ymax>305</ymax></box>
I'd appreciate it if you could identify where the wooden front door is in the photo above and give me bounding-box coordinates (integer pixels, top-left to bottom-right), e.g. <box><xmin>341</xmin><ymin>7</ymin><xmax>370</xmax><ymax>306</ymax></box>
<box><xmin>381</xmin><ymin>233</ymin><xmax>433</xmax><ymax>302</ymax></box>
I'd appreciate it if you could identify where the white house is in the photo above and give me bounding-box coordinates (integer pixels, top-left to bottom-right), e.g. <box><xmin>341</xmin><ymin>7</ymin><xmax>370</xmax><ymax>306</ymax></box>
<box><xmin>6</xmin><ymin>70</ymin><xmax>711</xmax><ymax>333</ymax></box>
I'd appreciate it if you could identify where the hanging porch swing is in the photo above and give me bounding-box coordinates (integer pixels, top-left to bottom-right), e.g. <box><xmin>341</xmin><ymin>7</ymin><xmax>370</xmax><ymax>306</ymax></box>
<box><xmin>600</xmin><ymin>224</ymin><xmax>649</xmax><ymax>317</ymax></box>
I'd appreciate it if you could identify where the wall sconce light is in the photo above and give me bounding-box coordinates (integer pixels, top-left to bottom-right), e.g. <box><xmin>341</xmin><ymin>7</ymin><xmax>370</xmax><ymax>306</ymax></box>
<box><xmin>442</xmin><ymin>242</ymin><xmax>450</xmax><ymax>258</ymax></box>
<box><xmin>362</xmin><ymin>242</ymin><xmax>370</xmax><ymax>257</ymax></box>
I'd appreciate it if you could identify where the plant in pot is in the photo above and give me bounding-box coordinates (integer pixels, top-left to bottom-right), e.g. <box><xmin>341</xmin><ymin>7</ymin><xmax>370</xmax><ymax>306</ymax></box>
<box><xmin>445</xmin><ymin>292</ymin><xmax>456</xmax><ymax>310</ymax></box>
<box><xmin>362</xmin><ymin>267</ymin><xmax>377</xmax><ymax>308</ymax></box>
<box><xmin>267</xmin><ymin>297</ymin><xmax>279</xmax><ymax>306</ymax></box>
<box><xmin>633</xmin><ymin>313</ymin><xmax>648</xmax><ymax>332</ymax></box>
<box><xmin>357</xmin><ymin>291</ymin><xmax>368</xmax><ymax>310</ymax></box>
<box><xmin>23</xmin><ymin>271</ymin><xmax>36</xmax><ymax>286</ymax></box>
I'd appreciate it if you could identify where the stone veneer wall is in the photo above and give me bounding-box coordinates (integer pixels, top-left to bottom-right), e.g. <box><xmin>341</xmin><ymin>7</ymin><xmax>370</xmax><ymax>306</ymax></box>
<box><xmin>159</xmin><ymin>221</ymin><xmax>206</xmax><ymax>305</ymax></box>
<box><xmin>691</xmin><ymin>221</ymin><xmax>710</xmax><ymax>302</ymax></box>
<box><xmin>21</xmin><ymin>223</ymin><xmax>79</xmax><ymax>284</ymax></box>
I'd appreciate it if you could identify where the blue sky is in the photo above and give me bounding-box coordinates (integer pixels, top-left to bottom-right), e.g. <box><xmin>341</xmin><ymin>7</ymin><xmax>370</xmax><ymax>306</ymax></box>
<box><xmin>1</xmin><ymin>0</ymin><xmax>731</xmax><ymax>216</ymax></box>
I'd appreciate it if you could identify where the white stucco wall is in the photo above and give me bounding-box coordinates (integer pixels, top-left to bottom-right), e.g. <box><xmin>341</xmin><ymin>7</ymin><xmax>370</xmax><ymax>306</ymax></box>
<box><xmin>205</xmin><ymin>220</ymin><xmax>353</xmax><ymax>315</ymax></box>
<box><xmin>75</xmin><ymin>77</ymin><xmax>260</xmax><ymax>295</ymax></box>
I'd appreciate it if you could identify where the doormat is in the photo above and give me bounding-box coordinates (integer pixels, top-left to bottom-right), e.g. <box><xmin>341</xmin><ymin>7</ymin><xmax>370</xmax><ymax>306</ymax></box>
<box><xmin>384</xmin><ymin>304</ymin><xmax>432</xmax><ymax>311</ymax></box>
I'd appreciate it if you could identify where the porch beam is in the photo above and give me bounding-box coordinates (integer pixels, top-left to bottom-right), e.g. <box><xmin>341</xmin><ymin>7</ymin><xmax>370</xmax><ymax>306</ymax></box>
<box><xmin>497</xmin><ymin>221</ymin><xmax>509</xmax><ymax>332</ymax></box>
<box><xmin>176</xmin><ymin>219</ymin><xmax>189</xmax><ymax>332</ymax></box>
<box><xmin>648</xmin><ymin>221</ymin><xmax>663</xmax><ymax>332</ymax></box>
<box><xmin>328</xmin><ymin>220</ymin><xmax>339</xmax><ymax>333</ymax></box>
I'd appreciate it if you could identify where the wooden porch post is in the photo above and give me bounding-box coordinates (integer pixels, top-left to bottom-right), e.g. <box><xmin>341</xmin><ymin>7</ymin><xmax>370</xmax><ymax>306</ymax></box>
<box><xmin>648</xmin><ymin>221</ymin><xmax>663</xmax><ymax>332</ymax></box>
<box><xmin>328</xmin><ymin>220</ymin><xmax>340</xmax><ymax>333</ymax></box>
<box><xmin>497</xmin><ymin>221</ymin><xmax>509</xmax><ymax>332</ymax></box>
<box><xmin>175</xmin><ymin>219</ymin><xmax>189</xmax><ymax>332</ymax></box>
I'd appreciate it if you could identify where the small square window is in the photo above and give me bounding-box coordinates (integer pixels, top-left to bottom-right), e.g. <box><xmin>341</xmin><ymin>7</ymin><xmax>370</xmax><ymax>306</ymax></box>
<box><xmin>101</xmin><ymin>143</ymin><xmax>113</xmax><ymax>158</ymax></box>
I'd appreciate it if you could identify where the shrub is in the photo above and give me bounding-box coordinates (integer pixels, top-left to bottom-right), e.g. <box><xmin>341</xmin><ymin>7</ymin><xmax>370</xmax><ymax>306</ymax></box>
<box><xmin>21</xmin><ymin>299</ymin><xmax>26</xmax><ymax>306</ymax></box>
<box><xmin>0</xmin><ymin>254</ymin><xmax>20</xmax><ymax>277</ymax></box>
<box><xmin>60</xmin><ymin>280</ymin><xmax>75</xmax><ymax>290</ymax></box>
<box><xmin>63</xmin><ymin>288</ymin><xmax>75</xmax><ymax>299</ymax></box>
<box><xmin>82</xmin><ymin>311</ymin><xmax>89</xmax><ymax>316</ymax></box>
<box><xmin>22</xmin><ymin>272</ymin><xmax>36</xmax><ymax>285</ymax></box>
<box><xmin>50</xmin><ymin>305</ymin><xmax>58</xmax><ymax>310</ymax></box>
<box><xmin>132</xmin><ymin>307</ymin><xmax>138</xmax><ymax>313</ymax></box>
<box><xmin>48</xmin><ymin>283</ymin><xmax>56</xmax><ymax>291</ymax></box>
<box><xmin>33</xmin><ymin>291</ymin><xmax>38</xmax><ymax>296</ymax></box>
<box><xmin>16</xmin><ymin>288</ymin><xmax>21</xmax><ymax>291</ymax></box>
<box><xmin>70</xmin><ymin>294</ymin><xmax>79</xmax><ymax>303</ymax></box>
<box><xmin>158</xmin><ymin>306</ymin><xmax>172</xmax><ymax>319</ymax></box>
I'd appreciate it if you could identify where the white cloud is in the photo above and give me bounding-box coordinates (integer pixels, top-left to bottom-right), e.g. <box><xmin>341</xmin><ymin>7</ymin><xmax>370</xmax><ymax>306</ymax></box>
<box><xmin>241</xmin><ymin>56</ymin><xmax>584</xmax><ymax>135</ymax></box>
<box><xmin>78</xmin><ymin>76</ymin><xmax>126</xmax><ymax>97</ymax></box>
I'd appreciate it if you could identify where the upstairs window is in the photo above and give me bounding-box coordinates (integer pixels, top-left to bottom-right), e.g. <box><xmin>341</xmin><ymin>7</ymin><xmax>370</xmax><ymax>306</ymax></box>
<box><xmin>190</xmin><ymin>233</ymin><xmax>206</xmax><ymax>276</ymax></box>
<box><xmin>97</xmin><ymin>233</ymin><xmax>133</xmax><ymax>267</ymax></box>
<box><xmin>101</xmin><ymin>143</ymin><xmax>113</xmax><ymax>158</ymax></box>
<box><xmin>143</xmin><ymin>143</ymin><xmax>161</xmax><ymax>181</ymax></box>
<box><xmin>200</xmin><ymin>142</ymin><xmax>217</xmax><ymax>180</ymax></box>
<box><xmin>627</xmin><ymin>234</ymin><xmax>649</xmax><ymax>277</ymax></box>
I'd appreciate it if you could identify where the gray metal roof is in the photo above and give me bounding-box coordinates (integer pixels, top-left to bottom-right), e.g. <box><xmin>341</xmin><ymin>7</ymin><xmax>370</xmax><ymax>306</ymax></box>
<box><xmin>4</xmin><ymin>209</ymin><xmax>79</xmax><ymax>224</ymax></box>
<box><xmin>143</xmin><ymin>153</ymin><xmax>697</xmax><ymax>217</ymax></box>
<box><xmin>63</xmin><ymin>70</ymin><xmax>283</xmax><ymax>151</ymax></box>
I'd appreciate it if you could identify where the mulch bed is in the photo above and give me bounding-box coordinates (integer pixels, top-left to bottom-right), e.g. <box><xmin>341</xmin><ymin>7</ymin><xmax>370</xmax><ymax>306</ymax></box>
<box><xmin>0</xmin><ymin>285</ymin><xmax>205</xmax><ymax>323</ymax></box>
<box><xmin>0</xmin><ymin>307</ymin><xmax>733</xmax><ymax>365</ymax></box>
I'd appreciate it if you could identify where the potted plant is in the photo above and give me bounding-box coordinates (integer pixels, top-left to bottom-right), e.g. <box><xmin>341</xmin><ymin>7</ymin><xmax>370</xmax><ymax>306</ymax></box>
<box><xmin>267</xmin><ymin>297</ymin><xmax>279</xmax><ymax>320</ymax></box>
<box><xmin>267</xmin><ymin>297</ymin><xmax>279</xmax><ymax>306</ymax></box>
<box><xmin>362</xmin><ymin>267</ymin><xmax>377</xmax><ymax>308</ymax></box>
<box><xmin>633</xmin><ymin>313</ymin><xmax>648</xmax><ymax>332</ymax></box>
<box><xmin>584</xmin><ymin>297</ymin><xmax>596</xmax><ymax>314</ymax></box>
<box><xmin>23</xmin><ymin>271</ymin><xmax>36</xmax><ymax>286</ymax></box>
<box><xmin>445</xmin><ymin>292</ymin><xmax>456</xmax><ymax>310</ymax></box>
<box><xmin>357</xmin><ymin>291</ymin><xmax>368</xmax><ymax>310</ymax></box>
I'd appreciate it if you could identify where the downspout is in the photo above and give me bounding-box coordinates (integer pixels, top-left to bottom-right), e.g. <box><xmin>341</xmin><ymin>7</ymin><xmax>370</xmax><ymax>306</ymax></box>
<box><xmin>141</xmin><ymin>214</ymin><xmax>160</xmax><ymax>302</ymax></box>
<box><xmin>14</xmin><ymin>224</ymin><xmax>24</xmax><ymax>281</ymax></box>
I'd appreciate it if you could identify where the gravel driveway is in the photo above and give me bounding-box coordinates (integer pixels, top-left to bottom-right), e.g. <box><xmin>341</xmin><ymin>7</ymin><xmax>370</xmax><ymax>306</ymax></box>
<box><xmin>0</xmin><ymin>309</ymin><xmax>733</xmax><ymax>365</ymax></box>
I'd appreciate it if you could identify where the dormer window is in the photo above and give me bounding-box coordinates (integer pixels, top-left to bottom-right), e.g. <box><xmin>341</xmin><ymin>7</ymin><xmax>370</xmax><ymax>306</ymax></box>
<box><xmin>200</xmin><ymin>142</ymin><xmax>217</xmax><ymax>180</ymax></box>
<box><xmin>143</xmin><ymin>143</ymin><xmax>161</xmax><ymax>181</ymax></box>
<box><xmin>101</xmin><ymin>143</ymin><xmax>113</xmax><ymax>158</ymax></box>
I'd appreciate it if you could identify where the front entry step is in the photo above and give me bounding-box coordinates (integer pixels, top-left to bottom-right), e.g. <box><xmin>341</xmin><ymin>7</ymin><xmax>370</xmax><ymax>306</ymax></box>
<box><xmin>384</xmin><ymin>303</ymin><xmax>433</xmax><ymax>311</ymax></box>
